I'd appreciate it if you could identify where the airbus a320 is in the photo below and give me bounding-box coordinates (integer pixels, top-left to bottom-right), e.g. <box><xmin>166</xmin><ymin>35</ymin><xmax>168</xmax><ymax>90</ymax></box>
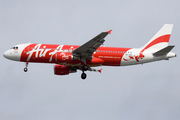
<box><xmin>3</xmin><ymin>24</ymin><xmax>176</xmax><ymax>79</ymax></box>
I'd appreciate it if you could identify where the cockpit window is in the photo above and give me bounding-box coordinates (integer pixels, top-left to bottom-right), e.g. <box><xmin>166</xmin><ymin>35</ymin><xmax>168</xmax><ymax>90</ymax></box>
<box><xmin>11</xmin><ymin>47</ymin><xmax>18</xmax><ymax>49</ymax></box>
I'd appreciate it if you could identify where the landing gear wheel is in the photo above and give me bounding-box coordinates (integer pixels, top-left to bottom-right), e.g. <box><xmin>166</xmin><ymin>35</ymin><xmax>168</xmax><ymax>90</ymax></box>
<box><xmin>83</xmin><ymin>65</ymin><xmax>88</xmax><ymax>71</ymax></box>
<box><xmin>24</xmin><ymin>62</ymin><xmax>28</xmax><ymax>72</ymax></box>
<box><xmin>24</xmin><ymin>67</ymin><xmax>28</xmax><ymax>72</ymax></box>
<box><xmin>81</xmin><ymin>73</ymin><xmax>87</xmax><ymax>79</ymax></box>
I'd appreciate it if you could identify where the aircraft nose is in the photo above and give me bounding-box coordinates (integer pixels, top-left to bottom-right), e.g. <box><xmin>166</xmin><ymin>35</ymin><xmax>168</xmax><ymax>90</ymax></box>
<box><xmin>3</xmin><ymin>49</ymin><xmax>20</xmax><ymax>61</ymax></box>
<box><xmin>3</xmin><ymin>50</ymin><xmax>13</xmax><ymax>60</ymax></box>
<box><xmin>3</xmin><ymin>50</ymin><xmax>9</xmax><ymax>59</ymax></box>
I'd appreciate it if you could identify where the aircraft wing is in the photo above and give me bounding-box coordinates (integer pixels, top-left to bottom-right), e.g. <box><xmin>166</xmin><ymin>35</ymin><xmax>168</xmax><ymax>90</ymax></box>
<box><xmin>72</xmin><ymin>30</ymin><xmax>112</xmax><ymax>63</ymax></box>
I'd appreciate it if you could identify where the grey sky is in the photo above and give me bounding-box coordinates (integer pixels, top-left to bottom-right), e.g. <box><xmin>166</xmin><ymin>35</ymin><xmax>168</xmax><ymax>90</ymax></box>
<box><xmin>0</xmin><ymin>0</ymin><xmax>180</xmax><ymax>120</ymax></box>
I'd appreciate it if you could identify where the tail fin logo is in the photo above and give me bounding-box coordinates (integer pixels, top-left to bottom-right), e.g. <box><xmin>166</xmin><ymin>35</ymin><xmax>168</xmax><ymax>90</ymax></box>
<box><xmin>140</xmin><ymin>24</ymin><xmax>173</xmax><ymax>53</ymax></box>
<box><xmin>140</xmin><ymin>34</ymin><xmax>171</xmax><ymax>53</ymax></box>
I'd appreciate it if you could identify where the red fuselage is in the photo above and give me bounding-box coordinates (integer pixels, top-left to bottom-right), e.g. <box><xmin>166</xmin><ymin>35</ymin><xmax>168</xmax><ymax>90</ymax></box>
<box><xmin>20</xmin><ymin>44</ymin><xmax>131</xmax><ymax>66</ymax></box>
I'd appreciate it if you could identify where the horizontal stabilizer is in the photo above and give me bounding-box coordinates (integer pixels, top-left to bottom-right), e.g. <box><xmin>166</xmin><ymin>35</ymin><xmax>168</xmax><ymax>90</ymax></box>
<box><xmin>153</xmin><ymin>46</ymin><xmax>175</xmax><ymax>57</ymax></box>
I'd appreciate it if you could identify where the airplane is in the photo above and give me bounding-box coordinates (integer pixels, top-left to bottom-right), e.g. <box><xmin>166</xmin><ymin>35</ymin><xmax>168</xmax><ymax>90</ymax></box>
<box><xmin>3</xmin><ymin>24</ymin><xmax>176</xmax><ymax>79</ymax></box>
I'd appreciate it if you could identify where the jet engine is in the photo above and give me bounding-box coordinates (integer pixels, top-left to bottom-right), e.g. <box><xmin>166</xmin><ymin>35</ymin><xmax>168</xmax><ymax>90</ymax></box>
<box><xmin>54</xmin><ymin>65</ymin><xmax>77</xmax><ymax>75</ymax></box>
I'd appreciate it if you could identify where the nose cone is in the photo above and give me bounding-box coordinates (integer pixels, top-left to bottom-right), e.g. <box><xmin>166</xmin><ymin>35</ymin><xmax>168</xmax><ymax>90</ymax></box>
<box><xmin>3</xmin><ymin>50</ymin><xmax>11</xmax><ymax>59</ymax></box>
<box><xmin>3</xmin><ymin>50</ymin><xmax>20</xmax><ymax>61</ymax></box>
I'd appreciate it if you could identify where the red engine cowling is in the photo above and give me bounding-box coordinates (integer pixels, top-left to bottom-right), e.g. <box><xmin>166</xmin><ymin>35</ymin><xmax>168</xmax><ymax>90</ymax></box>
<box><xmin>54</xmin><ymin>65</ymin><xmax>77</xmax><ymax>75</ymax></box>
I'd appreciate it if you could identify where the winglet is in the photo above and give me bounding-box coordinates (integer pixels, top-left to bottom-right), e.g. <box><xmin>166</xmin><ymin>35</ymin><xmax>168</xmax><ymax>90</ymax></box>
<box><xmin>107</xmin><ymin>30</ymin><xmax>112</xmax><ymax>34</ymax></box>
<box><xmin>98</xmin><ymin>69</ymin><xmax>102</xmax><ymax>73</ymax></box>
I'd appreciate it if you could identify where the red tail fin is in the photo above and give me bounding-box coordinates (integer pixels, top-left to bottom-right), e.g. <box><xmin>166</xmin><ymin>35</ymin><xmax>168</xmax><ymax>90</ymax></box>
<box><xmin>140</xmin><ymin>24</ymin><xmax>173</xmax><ymax>52</ymax></box>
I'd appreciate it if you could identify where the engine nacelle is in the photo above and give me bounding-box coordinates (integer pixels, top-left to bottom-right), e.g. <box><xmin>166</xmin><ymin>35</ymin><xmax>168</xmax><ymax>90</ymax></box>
<box><xmin>54</xmin><ymin>65</ymin><xmax>77</xmax><ymax>75</ymax></box>
<box><xmin>56</xmin><ymin>52</ymin><xmax>79</xmax><ymax>62</ymax></box>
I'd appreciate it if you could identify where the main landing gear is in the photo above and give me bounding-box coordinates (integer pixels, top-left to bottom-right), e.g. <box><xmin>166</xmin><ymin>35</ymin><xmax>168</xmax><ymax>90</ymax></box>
<box><xmin>24</xmin><ymin>62</ymin><xmax>28</xmax><ymax>72</ymax></box>
<box><xmin>82</xmin><ymin>64</ymin><xmax>88</xmax><ymax>71</ymax></box>
<box><xmin>81</xmin><ymin>65</ymin><xmax>88</xmax><ymax>79</ymax></box>
<box><xmin>80</xmin><ymin>66</ymin><xmax>102</xmax><ymax>79</ymax></box>
<box><xmin>81</xmin><ymin>72</ymin><xmax>87</xmax><ymax>79</ymax></box>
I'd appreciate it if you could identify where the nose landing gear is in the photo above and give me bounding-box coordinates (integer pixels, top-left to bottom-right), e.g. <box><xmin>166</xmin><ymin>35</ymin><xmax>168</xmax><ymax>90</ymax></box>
<box><xmin>24</xmin><ymin>67</ymin><xmax>28</xmax><ymax>72</ymax></box>
<box><xmin>24</xmin><ymin>62</ymin><xmax>28</xmax><ymax>72</ymax></box>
